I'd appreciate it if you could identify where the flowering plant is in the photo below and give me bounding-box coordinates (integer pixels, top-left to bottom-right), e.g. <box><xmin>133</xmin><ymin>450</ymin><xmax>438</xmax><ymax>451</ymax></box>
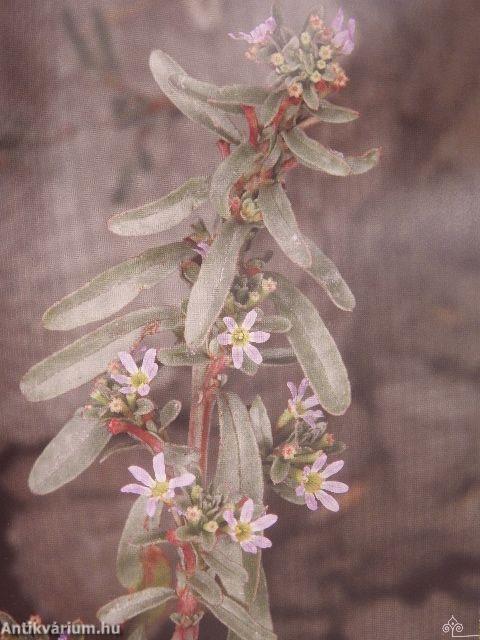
<box><xmin>21</xmin><ymin>3</ymin><xmax>378</xmax><ymax>639</ymax></box>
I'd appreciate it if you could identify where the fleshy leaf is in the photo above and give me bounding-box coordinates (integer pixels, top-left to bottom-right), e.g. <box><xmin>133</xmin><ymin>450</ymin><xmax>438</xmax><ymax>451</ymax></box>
<box><xmin>257</xmin><ymin>183</ymin><xmax>312</xmax><ymax>269</ymax></box>
<box><xmin>21</xmin><ymin>307</ymin><xmax>181</xmax><ymax>402</ymax></box>
<box><xmin>169</xmin><ymin>75</ymin><xmax>269</xmax><ymax>112</ymax></box>
<box><xmin>302</xmin><ymin>84</ymin><xmax>320</xmax><ymax>111</ymax></box>
<box><xmin>117</xmin><ymin>496</ymin><xmax>163</xmax><ymax>590</ymax></box>
<box><xmin>210</xmin><ymin>144</ymin><xmax>261</xmax><ymax>218</ymax></box>
<box><xmin>214</xmin><ymin>392</ymin><xmax>264</xmax><ymax>503</ymax></box>
<box><xmin>149</xmin><ymin>50</ymin><xmax>241</xmax><ymax>144</ymax></box>
<box><xmin>205</xmin><ymin>596</ymin><xmax>276</xmax><ymax>640</ymax></box>
<box><xmin>315</xmin><ymin>100</ymin><xmax>359</xmax><ymax>123</ymax></box>
<box><xmin>270</xmin><ymin>273</ymin><xmax>351</xmax><ymax>415</ymax></box>
<box><xmin>159</xmin><ymin>399</ymin><xmax>182</xmax><ymax>427</ymax></box>
<box><xmin>190</xmin><ymin>570</ymin><xmax>223</xmax><ymax>606</ymax></box>
<box><xmin>185</xmin><ymin>220</ymin><xmax>251</xmax><ymax>348</ymax></box>
<box><xmin>282</xmin><ymin>127</ymin><xmax>351</xmax><ymax>176</ymax></box>
<box><xmin>270</xmin><ymin>456</ymin><xmax>290</xmax><ymax>484</ymax></box>
<box><xmin>249</xmin><ymin>396</ymin><xmax>273</xmax><ymax>455</ymax></box>
<box><xmin>260</xmin><ymin>346</ymin><xmax>297</xmax><ymax>365</ymax></box>
<box><xmin>157</xmin><ymin>345</ymin><xmax>209</xmax><ymax>366</ymax></box>
<box><xmin>254</xmin><ymin>315</ymin><xmax>291</xmax><ymax>334</ymax></box>
<box><xmin>204</xmin><ymin>547</ymin><xmax>249</xmax><ymax>589</ymax></box>
<box><xmin>97</xmin><ymin>587</ymin><xmax>175</xmax><ymax>625</ymax></box>
<box><xmin>108</xmin><ymin>177</ymin><xmax>210</xmax><ymax>236</ymax></box>
<box><xmin>43</xmin><ymin>243</ymin><xmax>194</xmax><ymax>330</ymax></box>
<box><xmin>163</xmin><ymin>442</ymin><xmax>199</xmax><ymax>471</ymax></box>
<box><xmin>259</xmin><ymin>91</ymin><xmax>286</xmax><ymax>126</ymax></box>
<box><xmin>28</xmin><ymin>409</ymin><xmax>111</xmax><ymax>495</ymax></box>
<box><xmin>345</xmin><ymin>148</ymin><xmax>381</xmax><ymax>175</ymax></box>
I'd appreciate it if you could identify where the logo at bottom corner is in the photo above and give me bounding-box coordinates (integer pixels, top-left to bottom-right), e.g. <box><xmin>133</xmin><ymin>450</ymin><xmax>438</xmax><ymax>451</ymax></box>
<box><xmin>442</xmin><ymin>616</ymin><xmax>480</xmax><ymax>638</ymax></box>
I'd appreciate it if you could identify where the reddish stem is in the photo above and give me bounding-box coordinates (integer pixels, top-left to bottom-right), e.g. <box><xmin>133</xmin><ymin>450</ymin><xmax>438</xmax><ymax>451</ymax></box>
<box><xmin>241</xmin><ymin>105</ymin><xmax>260</xmax><ymax>147</ymax></box>
<box><xmin>217</xmin><ymin>139</ymin><xmax>231</xmax><ymax>159</ymax></box>
<box><xmin>271</xmin><ymin>96</ymin><xmax>301</xmax><ymax>129</ymax></box>
<box><xmin>107</xmin><ymin>419</ymin><xmax>163</xmax><ymax>453</ymax></box>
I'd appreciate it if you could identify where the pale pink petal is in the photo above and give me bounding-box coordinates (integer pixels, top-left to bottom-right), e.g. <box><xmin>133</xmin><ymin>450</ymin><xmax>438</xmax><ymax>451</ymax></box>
<box><xmin>287</xmin><ymin>381</ymin><xmax>297</xmax><ymax>399</ymax></box>
<box><xmin>242</xmin><ymin>309</ymin><xmax>258</xmax><ymax>330</ymax></box>
<box><xmin>298</xmin><ymin>378</ymin><xmax>309</xmax><ymax>399</ymax></box>
<box><xmin>119</xmin><ymin>351</ymin><xmax>138</xmax><ymax>375</ymax></box>
<box><xmin>342</xmin><ymin>39</ymin><xmax>354</xmax><ymax>55</ymax></box>
<box><xmin>137</xmin><ymin>383</ymin><xmax>150</xmax><ymax>397</ymax></box>
<box><xmin>128</xmin><ymin>465</ymin><xmax>155</xmax><ymax>487</ymax></box>
<box><xmin>111</xmin><ymin>373</ymin><xmax>131</xmax><ymax>385</ymax></box>
<box><xmin>348</xmin><ymin>18</ymin><xmax>356</xmax><ymax>36</ymax></box>
<box><xmin>119</xmin><ymin>385</ymin><xmax>135</xmax><ymax>395</ymax></box>
<box><xmin>223</xmin><ymin>510</ymin><xmax>237</xmax><ymax>528</ymax></box>
<box><xmin>322</xmin><ymin>460</ymin><xmax>344</xmax><ymax>478</ymax></box>
<box><xmin>243</xmin><ymin>343</ymin><xmax>262</xmax><ymax>365</ymax></box>
<box><xmin>331</xmin><ymin>8</ymin><xmax>344</xmax><ymax>32</ymax></box>
<box><xmin>153</xmin><ymin>452</ymin><xmax>166</xmax><ymax>482</ymax></box>
<box><xmin>241</xmin><ymin>541</ymin><xmax>258</xmax><ymax>554</ymax></box>
<box><xmin>305</xmin><ymin>493</ymin><xmax>318</xmax><ymax>511</ymax></box>
<box><xmin>165</xmin><ymin>488</ymin><xmax>175</xmax><ymax>501</ymax></box>
<box><xmin>316</xmin><ymin>490</ymin><xmax>339</xmax><ymax>512</ymax></box>
<box><xmin>303</xmin><ymin>414</ymin><xmax>318</xmax><ymax>430</ymax></box>
<box><xmin>143</xmin><ymin>362</ymin><xmax>158</xmax><ymax>381</ymax></box>
<box><xmin>308</xmin><ymin>409</ymin><xmax>324</xmax><ymax>419</ymax></box>
<box><xmin>232</xmin><ymin>345</ymin><xmax>244</xmax><ymax>369</ymax></box>
<box><xmin>312</xmin><ymin>454</ymin><xmax>327</xmax><ymax>473</ymax></box>
<box><xmin>121</xmin><ymin>483</ymin><xmax>151</xmax><ymax>496</ymax></box>
<box><xmin>252</xmin><ymin>535</ymin><xmax>272</xmax><ymax>549</ymax></box>
<box><xmin>217</xmin><ymin>332</ymin><xmax>233</xmax><ymax>346</ymax></box>
<box><xmin>146</xmin><ymin>497</ymin><xmax>158</xmax><ymax>517</ymax></box>
<box><xmin>223</xmin><ymin>317</ymin><xmax>237</xmax><ymax>332</ymax></box>
<box><xmin>240</xmin><ymin>498</ymin><xmax>254</xmax><ymax>523</ymax></box>
<box><xmin>303</xmin><ymin>394</ymin><xmax>319</xmax><ymax>409</ymax></box>
<box><xmin>296</xmin><ymin>485</ymin><xmax>305</xmax><ymax>497</ymax></box>
<box><xmin>322</xmin><ymin>480</ymin><xmax>349</xmax><ymax>494</ymax></box>
<box><xmin>169</xmin><ymin>472</ymin><xmax>196</xmax><ymax>489</ymax></box>
<box><xmin>248</xmin><ymin>331</ymin><xmax>270</xmax><ymax>344</ymax></box>
<box><xmin>141</xmin><ymin>348</ymin><xmax>157</xmax><ymax>374</ymax></box>
<box><xmin>251</xmin><ymin>514</ymin><xmax>278</xmax><ymax>531</ymax></box>
<box><xmin>302</xmin><ymin>466</ymin><xmax>311</xmax><ymax>475</ymax></box>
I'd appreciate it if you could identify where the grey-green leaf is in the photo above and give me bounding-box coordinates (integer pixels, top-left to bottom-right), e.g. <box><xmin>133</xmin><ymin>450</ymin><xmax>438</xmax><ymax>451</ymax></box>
<box><xmin>210</xmin><ymin>144</ymin><xmax>261</xmax><ymax>218</ymax></box>
<box><xmin>190</xmin><ymin>570</ymin><xmax>223</xmax><ymax>605</ymax></box>
<box><xmin>257</xmin><ymin>183</ymin><xmax>312</xmax><ymax>269</ymax></box>
<box><xmin>302</xmin><ymin>236</ymin><xmax>355</xmax><ymax>311</ymax></box>
<box><xmin>149</xmin><ymin>50</ymin><xmax>241</xmax><ymax>144</ymax></box>
<box><xmin>214</xmin><ymin>392</ymin><xmax>264</xmax><ymax>503</ymax></box>
<box><xmin>185</xmin><ymin>220</ymin><xmax>251</xmax><ymax>348</ymax></box>
<box><xmin>157</xmin><ymin>344</ymin><xmax>209</xmax><ymax>366</ymax></box>
<box><xmin>282</xmin><ymin>127</ymin><xmax>351</xmax><ymax>176</ymax></box>
<box><xmin>204</xmin><ymin>547</ymin><xmax>249</xmax><ymax>589</ymax></box>
<box><xmin>28</xmin><ymin>410</ymin><xmax>111</xmax><ymax>495</ymax></box>
<box><xmin>270</xmin><ymin>273</ymin><xmax>350</xmax><ymax>415</ymax></box>
<box><xmin>249</xmin><ymin>396</ymin><xmax>273</xmax><ymax>454</ymax></box>
<box><xmin>316</xmin><ymin>100</ymin><xmax>359</xmax><ymax>123</ymax></box>
<box><xmin>159</xmin><ymin>399</ymin><xmax>182</xmax><ymax>427</ymax></box>
<box><xmin>345</xmin><ymin>148</ymin><xmax>381</xmax><ymax>175</ymax></box>
<box><xmin>303</xmin><ymin>84</ymin><xmax>320</xmax><ymax>111</ymax></box>
<box><xmin>117</xmin><ymin>496</ymin><xmax>163</xmax><ymax>590</ymax></box>
<box><xmin>270</xmin><ymin>456</ymin><xmax>291</xmax><ymax>484</ymax></box>
<box><xmin>259</xmin><ymin>91</ymin><xmax>286</xmax><ymax>126</ymax></box>
<box><xmin>206</xmin><ymin>596</ymin><xmax>276</xmax><ymax>640</ymax></box>
<box><xmin>255</xmin><ymin>315</ymin><xmax>291</xmax><ymax>334</ymax></box>
<box><xmin>170</xmin><ymin>75</ymin><xmax>268</xmax><ymax>111</ymax></box>
<box><xmin>43</xmin><ymin>243</ymin><xmax>194</xmax><ymax>330</ymax></box>
<box><xmin>21</xmin><ymin>307</ymin><xmax>181</xmax><ymax>402</ymax></box>
<box><xmin>97</xmin><ymin>587</ymin><xmax>175</xmax><ymax>625</ymax></box>
<box><xmin>108</xmin><ymin>177</ymin><xmax>210</xmax><ymax>236</ymax></box>
<box><xmin>260</xmin><ymin>346</ymin><xmax>297</xmax><ymax>366</ymax></box>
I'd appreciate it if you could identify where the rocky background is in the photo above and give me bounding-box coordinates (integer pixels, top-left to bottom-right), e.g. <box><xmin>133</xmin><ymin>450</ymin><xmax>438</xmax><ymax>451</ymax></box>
<box><xmin>1</xmin><ymin>0</ymin><xmax>479</xmax><ymax>638</ymax></box>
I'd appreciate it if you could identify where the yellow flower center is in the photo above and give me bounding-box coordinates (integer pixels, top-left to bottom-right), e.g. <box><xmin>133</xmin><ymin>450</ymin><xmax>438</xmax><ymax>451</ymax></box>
<box><xmin>130</xmin><ymin>370</ymin><xmax>149</xmax><ymax>389</ymax></box>
<box><xmin>304</xmin><ymin>472</ymin><xmax>323</xmax><ymax>494</ymax></box>
<box><xmin>151</xmin><ymin>481</ymin><xmax>169</xmax><ymax>499</ymax></box>
<box><xmin>234</xmin><ymin>521</ymin><xmax>253</xmax><ymax>542</ymax></box>
<box><xmin>231</xmin><ymin>327</ymin><xmax>250</xmax><ymax>347</ymax></box>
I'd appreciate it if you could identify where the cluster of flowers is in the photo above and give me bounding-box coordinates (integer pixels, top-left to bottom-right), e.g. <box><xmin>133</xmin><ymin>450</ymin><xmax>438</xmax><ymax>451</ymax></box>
<box><xmin>229</xmin><ymin>8</ymin><xmax>355</xmax><ymax>103</ymax></box>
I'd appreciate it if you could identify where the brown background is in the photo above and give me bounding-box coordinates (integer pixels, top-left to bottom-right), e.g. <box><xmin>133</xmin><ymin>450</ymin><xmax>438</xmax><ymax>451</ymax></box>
<box><xmin>1</xmin><ymin>1</ymin><xmax>480</xmax><ymax>638</ymax></box>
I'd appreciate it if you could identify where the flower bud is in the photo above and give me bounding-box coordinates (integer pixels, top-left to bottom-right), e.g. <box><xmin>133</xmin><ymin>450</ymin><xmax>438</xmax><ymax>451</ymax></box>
<box><xmin>109</xmin><ymin>397</ymin><xmax>127</xmax><ymax>414</ymax></box>
<box><xmin>310</xmin><ymin>71</ymin><xmax>322</xmax><ymax>83</ymax></box>
<box><xmin>270</xmin><ymin>52</ymin><xmax>285</xmax><ymax>66</ymax></box>
<box><xmin>320</xmin><ymin>45</ymin><xmax>333</xmax><ymax>60</ymax></box>
<box><xmin>300</xmin><ymin>32</ymin><xmax>312</xmax><ymax>47</ymax></box>
<box><xmin>203</xmin><ymin>520</ymin><xmax>219</xmax><ymax>533</ymax></box>
<box><xmin>185</xmin><ymin>506</ymin><xmax>202</xmax><ymax>525</ymax></box>
<box><xmin>288</xmin><ymin>82</ymin><xmax>303</xmax><ymax>98</ymax></box>
<box><xmin>190</xmin><ymin>484</ymin><xmax>203</xmax><ymax>501</ymax></box>
<box><xmin>316</xmin><ymin>59</ymin><xmax>327</xmax><ymax>70</ymax></box>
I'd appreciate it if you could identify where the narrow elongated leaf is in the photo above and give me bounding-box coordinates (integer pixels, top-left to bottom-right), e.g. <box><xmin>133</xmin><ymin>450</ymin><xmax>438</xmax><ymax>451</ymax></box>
<box><xmin>206</xmin><ymin>596</ymin><xmax>276</xmax><ymax>640</ymax></box>
<box><xmin>210</xmin><ymin>144</ymin><xmax>261</xmax><ymax>218</ymax></box>
<box><xmin>270</xmin><ymin>273</ymin><xmax>350</xmax><ymax>415</ymax></box>
<box><xmin>259</xmin><ymin>91</ymin><xmax>286</xmax><ymax>126</ymax></box>
<box><xmin>157</xmin><ymin>345</ymin><xmax>209</xmax><ymax>366</ymax></box>
<box><xmin>207</xmin><ymin>538</ymin><xmax>245</xmax><ymax>601</ymax></box>
<box><xmin>170</xmin><ymin>75</ymin><xmax>268</xmax><ymax>111</ymax></box>
<box><xmin>204</xmin><ymin>547</ymin><xmax>249</xmax><ymax>588</ymax></box>
<box><xmin>117</xmin><ymin>496</ymin><xmax>163</xmax><ymax>590</ymax></box>
<box><xmin>345</xmin><ymin>148</ymin><xmax>381</xmax><ymax>175</ymax></box>
<box><xmin>257</xmin><ymin>183</ymin><xmax>312</xmax><ymax>269</ymax></box>
<box><xmin>270</xmin><ymin>456</ymin><xmax>290</xmax><ymax>484</ymax></box>
<box><xmin>185</xmin><ymin>220</ymin><xmax>251</xmax><ymax>348</ymax></box>
<box><xmin>159</xmin><ymin>399</ymin><xmax>181</xmax><ymax>427</ymax></box>
<box><xmin>249</xmin><ymin>396</ymin><xmax>273</xmax><ymax>454</ymax></box>
<box><xmin>149</xmin><ymin>50</ymin><xmax>241</xmax><ymax>143</ymax></box>
<box><xmin>302</xmin><ymin>236</ymin><xmax>355</xmax><ymax>311</ymax></box>
<box><xmin>303</xmin><ymin>83</ymin><xmax>319</xmax><ymax>111</ymax></box>
<box><xmin>254</xmin><ymin>315</ymin><xmax>291</xmax><ymax>334</ymax></box>
<box><xmin>43</xmin><ymin>243</ymin><xmax>194</xmax><ymax>330</ymax></box>
<box><xmin>108</xmin><ymin>177</ymin><xmax>210</xmax><ymax>236</ymax></box>
<box><xmin>214</xmin><ymin>392</ymin><xmax>264</xmax><ymax>503</ymax></box>
<box><xmin>97</xmin><ymin>587</ymin><xmax>175</xmax><ymax>625</ymax></box>
<box><xmin>316</xmin><ymin>100</ymin><xmax>359</xmax><ymax>123</ymax></box>
<box><xmin>28</xmin><ymin>410</ymin><xmax>110</xmax><ymax>495</ymax></box>
<box><xmin>190</xmin><ymin>570</ymin><xmax>223</xmax><ymax>605</ymax></box>
<box><xmin>282</xmin><ymin>127</ymin><xmax>351</xmax><ymax>176</ymax></box>
<box><xmin>260</xmin><ymin>346</ymin><xmax>297</xmax><ymax>365</ymax></box>
<box><xmin>21</xmin><ymin>307</ymin><xmax>181</xmax><ymax>402</ymax></box>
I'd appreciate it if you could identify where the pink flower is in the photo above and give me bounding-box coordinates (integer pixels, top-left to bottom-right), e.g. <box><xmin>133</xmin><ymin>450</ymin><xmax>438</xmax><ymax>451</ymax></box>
<box><xmin>331</xmin><ymin>8</ymin><xmax>356</xmax><ymax>55</ymax></box>
<box><xmin>217</xmin><ymin>309</ymin><xmax>270</xmax><ymax>369</ymax></box>
<box><xmin>111</xmin><ymin>348</ymin><xmax>158</xmax><ymax>396</ymax></box>
<box><xmin>121</xmin><ymin>452</ymin><xmax>195</xmax><ymax>517</ymax></box>
<box><xmin>193</xmin><ymin>241</ymin><xmax>210</xmax><ymax>258</ymax></box>
<box><xmin>224</xmin><ymin>499</ymin><xmax>278</xmax><ymax>554</ymax></box>
<box><xmin>228</xmin><ymin>17</ymin><xmax>277</xmax><ymax>44</ymax></box>
<box><xmin>296</xmin><ymin>453</ymin><xmax>348</xmax><ymax>512</ymax></box>
<box><xmin>287</xmin><ymin>378</ymin><xmax>324</xmax><ymax>429</ymax></box>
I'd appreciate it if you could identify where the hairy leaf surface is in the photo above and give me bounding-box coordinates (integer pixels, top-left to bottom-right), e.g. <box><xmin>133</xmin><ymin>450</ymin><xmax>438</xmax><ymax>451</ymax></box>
<box><xmin>282</xmin><ymin>127</ymin><xmax>351</xmax><ymax>176</ymax></box>
<box><xmin>97</xmin><ymin>587</ymin><xmax>175</xmax><ymax>625</ymax></box>
<box><xmin>210</xmin><ymin>144</ymin><xmax>261</xmax><ymax>218</ymax></box>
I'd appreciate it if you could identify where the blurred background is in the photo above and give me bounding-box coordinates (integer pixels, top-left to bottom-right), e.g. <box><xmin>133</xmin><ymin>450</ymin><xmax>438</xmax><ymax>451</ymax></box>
<box><xmin>1</xmin><ymin>0</ymin><xmax>479</xmax><ymax>638</ymax></box>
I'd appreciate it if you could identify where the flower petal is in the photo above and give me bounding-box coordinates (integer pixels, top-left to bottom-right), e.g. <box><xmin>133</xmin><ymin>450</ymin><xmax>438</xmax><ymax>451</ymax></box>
<box><xmin>242</xmin><ymin>309</ymin><xmax>258</xmax><ymax>330</ymax></box>
<box><xmin>305</xmin><ymin>493</ymin><xmax>318</xmax><ymax>511</ymax></box>
<box><xmin>287</xmin><ymin>381</ymin><xmax>298</xmax><ymax>400</ymax></box>
<box><xmin>169</xmin><ymin>472</ymin><xmax>196</xmax><ymax>489</ymax></box>
<box><xmin>241</xmin><ymin>541</ymin><xmax>258</xmax><ymax>554</ymax></box>
<box><xmin>252</xmin><ymin>535</ymin><xmax>272</xmax><ymax>549</ymax></box>
<box><xmin>141</xmin><ymin>348</ymin><xmax>157</xmax><ymax>374</ymax></box>
<box><xmin>232</xmin><ymin>345</ymin><xmax>244</xmax><ymax>369</ymax></box>
<box><xmin>298</xmin><ymin>378</ymin><xmax>309</xmax><ymax>399</ymax></box>
<box><xmin>128</xmin><ymin>465</ymin><xmax>155</xmax><ymax>487</ymax></box>
<box><xmin>295</xmin><ymin>485</ymin><xmax>305</xmax><ymax>497</ymax></box>
<box><xmin>331</xmin><ymin>8</ymin><xmax>344</xmax><ymax>32</ymax></box>
<box><xmin>223</xmin><ymin>317</ymin><xmax>237</xmax><ymax>332</ymax></box>
<box><xmin>322</xmin><ymin>480</ymin><xmax>349</xmax><ymax>494</ymax></box>
<box><xmin>119</xmin><ymin>351</ymin><xmax>138</xmax><ymax>375</ymax></box>
<box><xmin>223</xmin><ymin>510</ymin><xmax>237</xmax><ymax>528</ymax></box>
<box><xmin>146</xmin><ymin>497</ymin><xmax>158</xmax><ymax>518</ymax></box>
<box><xmin>308</xmin><ymin>409</ymin><xmax>324</xmax><ymax>419</ymax></box>
<box><xmin>249</xmin><ymin>331</ymin><xmax>270</xmax><ymax>344</ymax></box>
<box><xmin>302</xmin><ymin>414</ymin><xmax>318</xmax><ymax>430</ymax></box>
<box><xmin>251</xmin><ymin>514</ymin><xmax>278</xmax><ymax>531</ymax></box>
<box><xmin>240</xmin><ymin>498</ymin><xmax>254</xmax><ymax>523</ymax></box>
<box><xmin>311</xmin><ymin>453</ymin><xmax>327</xmax><ymax>473</ymax></box>
<box><xmin>153</xmin><ymin>452</ymin><xmax>166</xmax><ymax>482</ymax></box>
<box><xmin>119</xmin><ymin>386</ymin><xmax>135</xmax><ymax>395</ymax></box>
<box><xmin>111</xmin><ymin>373</ymin><xmax>131</xmax><ymax>385</ymax></box>
<box><xmin>303</xmin><ymin>394</ymin><xmax>319</xmax><ymax>409</ymax></box>
<box><xmin>143</xmin><ymin>362</ymin><xmax>158</xmax><ymax>381</ymax></box>
<box><xmin>316</xmin><ymin>490</ymin><xmax>339</xmax><ymax>512</ymax></box>
<box><xmin>243</xmin><ymin>343</ymin><xmax>262</xmax><ymax>365</ymax></box>
<box><xmin>217</xmin><ymin>332</ymin><xmax>233</xmax><ymax>346</ymax></box>
<box><xmin>120</xmin><ymin>483</ymin><xmax>151</xmax><ymax>496</ymax></box>
<box><xmin>322</xmin><ymin>460</ymin><xmax>344</xmax><ymax>478</ymax></box>
<box><xmin>137</xmin><ymin>383</ymin><xmax>150</xmax><ymax>397</ymax></box>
